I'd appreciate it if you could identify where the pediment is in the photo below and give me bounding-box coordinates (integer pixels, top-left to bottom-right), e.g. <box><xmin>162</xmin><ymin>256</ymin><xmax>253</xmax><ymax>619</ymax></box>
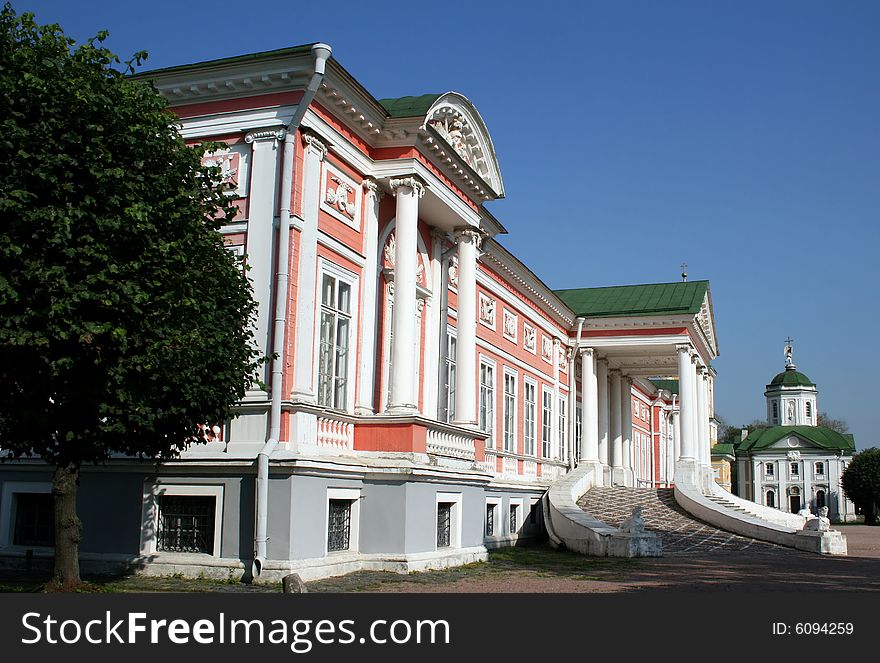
<box><xmin>422</xmin><ymin>92</ymin><xmax>504</xmax><ymax>198</ymax></box>
<box><xmin>770</xmin><ymin>435</ymin><xmax>820</xmax><ymax>451</ymax></box>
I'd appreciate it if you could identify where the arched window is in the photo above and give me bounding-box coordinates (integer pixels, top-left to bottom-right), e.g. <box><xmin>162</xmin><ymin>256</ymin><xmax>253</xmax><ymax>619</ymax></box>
<box><xmin>816</xmin><ymin>490</ymin><xmax>826</xmax><ymax>510</ymax></box>
<box><xmin>766</xmin><ymin>490</ymin><xmax>776</xmax><ymax>508</ymax></box>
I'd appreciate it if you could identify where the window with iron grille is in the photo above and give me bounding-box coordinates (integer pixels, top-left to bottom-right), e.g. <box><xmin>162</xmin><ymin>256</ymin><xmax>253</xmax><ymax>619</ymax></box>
<box><xmin>479</xmin><ymin>361</ymin><xmax>495</xmax><ymax>445</ymax></box>
<box><xmin>318</xmin><ymin>272</ymin><xmax>352</xmax><ymax>410</ymax></box>
<box><xmin>524</xmin><ymin>381</ymin><xmax>536</xmax><ymax>456</ymax></box>
<box><xmin>327</xmin><ymin>499</ymin><xmax>352</xmax><ymax>552</ymax></box>
<box><xmin>157</xmin><ymin>495</ymin><xmax>215</xmax><ymax>554</ymax></box>
<box><xmin>485</xmin><ymin>503</ymin><xmax>495</xmax><ymax>536</ymax></box>
<box><xmin>542</xmin><ymin>389</ymin><xmax>553</xmax><ymax>458</ymax></box>
<box><xmin>437</xmin><ymin>503</ymin><xmax>452</xmax><ymax>548</ymax></box>
<box><xmin>509</xmin><ymin>504</ymin><xmax>518</xmax><ymax>534</ymax></box>
<box><xmin>13</xmin><ymin>493</ymin><xmax>54</xmax><ymax>547</ymax></box>
<box><xmin>503</xmin><ymin>372</ymin><xmax>517</xmax><ymax>452</ymax></box>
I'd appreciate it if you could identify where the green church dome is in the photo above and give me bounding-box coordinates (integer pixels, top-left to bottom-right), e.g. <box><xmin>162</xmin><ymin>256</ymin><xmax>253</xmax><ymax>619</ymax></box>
<box><xmin>768</xmin><ymin>368</ymin><xmax>815</xmax><ymax>388</ymax></box>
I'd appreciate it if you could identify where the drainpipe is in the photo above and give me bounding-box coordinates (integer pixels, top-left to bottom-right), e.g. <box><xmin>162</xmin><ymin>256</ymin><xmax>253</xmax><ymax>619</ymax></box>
<box><xmin>253</xmin><ymin>42</ymin><xmax>332</xmax><ymax>579</ymax></box>
<box><xmin>568</xmin><ymin>317</ymin><xmax>585</xmax><ymax>469</ymax></box>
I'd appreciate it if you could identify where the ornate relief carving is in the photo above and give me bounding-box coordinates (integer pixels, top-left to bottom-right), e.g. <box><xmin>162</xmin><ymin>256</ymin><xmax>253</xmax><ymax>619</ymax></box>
<box><xmin>541</xmin><ymin>336</ymin><xmax>552</xmax><ymax>363</ymax></box>
<box><xmin>325</xmin><ymin>176</ymin><xmax>356</xmax><ymax>220</ymax></box>
<box><xmin>383</xmin><ymin>233</ymin><xmax>425</xmax><ymax>285</ymax></box>
<box><xmin>301</xmin><ymin>132</ymin><xmax>328</xmax><ymax>158</ymax></box>
<box><xmin>453</xmin><ymin>227</ymin><xmax>483</xmax><ymax>250</ymax></box>
<box><xmin>523</xmin><ymin>324</ymin><xmax>536</xmax><ymax>354</ymax></box>
<box><xmin>245</xmin><ymin>128</ymin><xmax>286</xmax><ymax>143</ymax></box>
<box><xmin>202</xmin><ymin>150</ymin><xmax>240</xmax><ymax>191</ymax></box>
<box><xmin>448</xmin><ymin>256</ymin><xmax>458</xmax><ymax>287</ymax></box>
<box><xmin>479</xmin><ymin>293</ymin><xmax>496</xmax><ymax>327</ymax></box>
<box><xmin>389</xmin><ymin>176</ymin><xmax>426</xmax><ymax>198</ymax></box>
<box><xmin>502</xmin><ymin>310</ymin><xmax>517</xmax><ymax>342</ymax></box>
<box><xmin>362</xmin><ymin>178</ymin><xmax>383</xmax><ymax>199</ymax></box>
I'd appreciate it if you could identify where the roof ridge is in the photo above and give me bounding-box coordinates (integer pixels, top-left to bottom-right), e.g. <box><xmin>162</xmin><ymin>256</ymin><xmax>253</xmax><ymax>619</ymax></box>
<box><xmin>554</xmin><ymin>279</ymin><xmax>709</xmax><ymax>293</ymax></box>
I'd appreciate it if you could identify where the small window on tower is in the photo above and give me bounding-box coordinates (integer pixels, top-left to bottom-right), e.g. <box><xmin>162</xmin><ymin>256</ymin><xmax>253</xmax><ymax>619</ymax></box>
<box><xmin>806</xmin><ymin>401</ymin><xmax>812</xmax><ymax>419</ymax></box>
<box><xmin>772</xmin><ymin>401</ymin><xmax>778</xmax><ymax>422</ymax></box>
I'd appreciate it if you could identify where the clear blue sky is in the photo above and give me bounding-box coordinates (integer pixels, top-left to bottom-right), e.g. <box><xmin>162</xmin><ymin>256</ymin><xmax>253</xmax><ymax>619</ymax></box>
<box><xmin>14</xmin><ymin>1</ymin><xmax>879</xmax><ymax>447</ymax></box>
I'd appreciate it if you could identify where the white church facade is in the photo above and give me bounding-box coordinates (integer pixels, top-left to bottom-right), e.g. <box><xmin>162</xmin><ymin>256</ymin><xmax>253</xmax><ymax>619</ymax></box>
<box><xmin>734</xmin><ymin>345</ymin><xmax>856</xmax><ymax>523</ymax></box>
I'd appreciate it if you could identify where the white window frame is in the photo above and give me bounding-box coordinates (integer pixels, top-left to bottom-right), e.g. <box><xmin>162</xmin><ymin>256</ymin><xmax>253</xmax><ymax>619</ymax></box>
<box><xmin>479</xmin><ymin>355</ymin><xmax>497</xmax><ymax>448</ymax></box>
<box><xmin>325</xmin><ymin>487</ymin><xmax>361</xmax><ymax>556</ymax></box>
<box><xmin>485</xmin><ymin>497</ymin><xmax>501</xmax><ymax>538</ymax></box>
<box><xmin>765</xmin><ymin>462</ymin><xmax>775</xmax><ymax>478</ymax></box>
<box><xmin>508</xmin><ymin>498</ymin><xmax>524</xmax><ymax>535</ymax></box>
<box><xmin>440</xmin><ymin>327</ymin><xmax>457</xmax><ymax>423</ymax></box>
<box><xmin>435</xmin><ymin>492</ymin><xmax>462</xmax><ymax>550</ymax></box>
<box><xmin>0</xmin><ymin>481</ymin><xmax>53</xmax><ymax>548</ymax></box>
<box><xmin>140</xmin><ymin>483</ymin><xmax>224</xmax><ymax>557</ymax></box>
<box><xmin>557</xmin><ymin>395</ymin><xmax>568</xmax><ymax>461</ymax></box>
<box><xmin>541</xmin><ymin>386</ymin><xmax>554</xmax><ymax>459</ymax></box>
<box><xmin>815</xmin><ymin>461</ymin><xmax>825</xmax><ymax>477</ymax></box>
<box><xmin>523</xmin><ymin>377</ymin><xmax>538</xmax><ymax>457</ymax></box>
<box><xmin>503</xmin><ymin>368</ymin><xmax>518</xmax><ymax>453</ymax></box>
<box><xmin>315</xmin><ymin>259</ymin><xmax>359</xmax><ymax>413</ymax></box>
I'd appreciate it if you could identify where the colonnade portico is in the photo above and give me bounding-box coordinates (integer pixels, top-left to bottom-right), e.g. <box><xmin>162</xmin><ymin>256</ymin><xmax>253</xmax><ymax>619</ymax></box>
<box><xmin>571</xmin><ymin>338</ymin><xmax>716</xmax><ymax>489</ymax></box>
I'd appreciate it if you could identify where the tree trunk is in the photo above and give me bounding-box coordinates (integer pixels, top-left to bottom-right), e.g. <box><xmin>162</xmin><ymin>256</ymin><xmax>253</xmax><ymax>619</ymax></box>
<box><xmin>867</xmin><ymin>503</ymin><xmax>879</xmax><ymax>526</ymax></box>
<box><xmin>51</xmin><ymin>461</ymin><xmax>82</xmax><ymax>590</ymax></box>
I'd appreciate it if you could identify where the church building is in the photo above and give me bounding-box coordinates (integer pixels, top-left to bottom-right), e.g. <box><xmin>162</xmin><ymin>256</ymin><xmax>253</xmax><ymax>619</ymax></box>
<box><xmin>734</xmin><ymin>343</ymin><xmax>856</xmax><ymax>522</ymax></box>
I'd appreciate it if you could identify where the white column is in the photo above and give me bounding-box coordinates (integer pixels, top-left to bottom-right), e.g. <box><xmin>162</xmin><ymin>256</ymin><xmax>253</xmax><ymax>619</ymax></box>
<box><xmin>355</xmin><ymin>179</ymin><xmax>382</xmax><ymax>415</ymax></box>
<box><xmin>597</xmin><ymin>359</ymin><xmax>610</xmax><ymax>469</ymax></box>
<box><xmin>610</xmin><ymin>369</ymin><xmax>623</xmax><ymax>484</ymax></box>
<box><xmin>552</xmin><ymin>339</ymin><xmax>561</xmax><ymax>460</ymax></box>
<box><xmin>677</xmin><ymin>345</ymin><xmax>696</xmax><ymax>461</ymax></box>
<box><xmin>667</xmin><ymin>412</ymin><xmax>677</xmax><ymax>486</ymax></box>
<box><xmin>697</xmin><ymin>366</ymin><xmax>709</xmax><ymax>468</ymax></box>
<box><xmin>452</xmin><ymin>228</ymin><xmax>480</xmax><ymax>426</ymax></box>
<box><xmin>423</xmin><ymin>230</ymin><xmax>444</xmax><ymax>418</ymax></box>
<box><xmin>243</xmin><ymin>129</ymin><xmax>285</xmax><ymax>392</ymax></box>
<box><xmin>387</xmin><ymin>176</ymin><xmax>425</xmax><ymax>413</ymax></box>
<box><xmin>621</xmin><ymin>376</ymin><xmax>633</xmax><ymax>486</ymax></box>
<box><xmin>580</xmin><ymin>348</ymin><xmax>599</xmax><ymax>462</ymax></box>
<box><xmin>291</xmin><ymin>133</ymin><xmax>327</xmax><ymax>402</ymax></box>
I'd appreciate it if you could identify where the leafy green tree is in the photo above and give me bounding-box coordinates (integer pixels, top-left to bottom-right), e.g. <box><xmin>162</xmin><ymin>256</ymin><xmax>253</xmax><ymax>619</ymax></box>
<box><xmin>0</xmin><ymin>5</ymin><xmax>264</xmax><ymax>589</ymax></box>
<box><xmin>841</xmin><ymin>448</ymin><xmax>880</xmax><ymax>526</ymax></box>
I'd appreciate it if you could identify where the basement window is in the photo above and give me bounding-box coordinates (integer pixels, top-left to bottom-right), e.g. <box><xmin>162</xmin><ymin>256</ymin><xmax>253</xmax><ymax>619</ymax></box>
<box><xmin>157</xmin><ymin>495</ymin><xmax>216</xmax><ymax>554</ymax></box>
<box><xmin>13</xmin><ymin>493</ymin><xmax>54</xmax><ymax>548</ymax></box>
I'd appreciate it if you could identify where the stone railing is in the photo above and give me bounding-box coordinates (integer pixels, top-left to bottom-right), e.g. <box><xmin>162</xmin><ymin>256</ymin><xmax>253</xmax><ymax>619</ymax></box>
<box><xmin>316</xmin><ymin>414</ymin><xmax>355</xmax><ymax>452</ymax></box>
<box><xmin>425</xmin><ymin>423</ymin><xmax>476</xmax><ymax>461</ymax></box>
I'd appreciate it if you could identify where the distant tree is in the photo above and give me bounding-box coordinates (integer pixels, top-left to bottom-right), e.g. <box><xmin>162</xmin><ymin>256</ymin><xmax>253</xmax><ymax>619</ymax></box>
<box><xmin>0</xmin><ymin>5</ymin><xmax>264</xmax><ymax>590</ymax></box>
<box><xmin>841</xmin><ymin>448</ymin><xmax>880</xmax><ymax>526</ymax></box>
<box><xmin>817</xmin><ymin>412</ymin><xmax>849</xmax><ymax>434</ymax></box>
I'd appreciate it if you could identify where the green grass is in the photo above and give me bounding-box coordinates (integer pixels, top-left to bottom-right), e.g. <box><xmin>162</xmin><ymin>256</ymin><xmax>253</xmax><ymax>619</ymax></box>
<box><xmin>0</xmin><ymin>544</ymin><xmax>638</xmax><ymax>593</ymax></box>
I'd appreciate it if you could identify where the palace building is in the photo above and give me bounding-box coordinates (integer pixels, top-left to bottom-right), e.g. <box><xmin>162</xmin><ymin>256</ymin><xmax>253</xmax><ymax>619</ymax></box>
<box><xmin>6</xmin><ymin>42</ymin><xmax>840</xmax><ymax>581</ymax></box>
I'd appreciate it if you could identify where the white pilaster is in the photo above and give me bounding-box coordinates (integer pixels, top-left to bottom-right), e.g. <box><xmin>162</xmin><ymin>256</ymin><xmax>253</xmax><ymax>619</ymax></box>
<box><xmin>580</xmin><ymin>348</ymin><xmax>599</xmax><ymax>463</ymax></box>
<box><xmin>291</xmin><ymin>132</ymin><xmax>327</xmax><ymax>402</ymax></box>
<box><xmin>452</xmin><ymin>228</ymin><xmax>481</xmax><ymax>426</ymax></box>
<box><xmin>552</xmin><ymin>339</ymin><xmax>561</xmax><ymax>460</ymax></box>
<box><xmin>387</xmin><ymin>176</ymin><xmax>425</xmax><ymax>413</ymax></box>
<box><xmin>697</xmin><ymin>366</ymin><xmax>709</xmax><ymax>468</ymax></box>
<box><xmin>243</xmin><ymin>128</ymin><xmax>285</xmax><ymax>391</ymax></box>
<box><xmin>355</xmin><ymin>179</ymin><xmax>382</xmax><ymax>415</ymax></box>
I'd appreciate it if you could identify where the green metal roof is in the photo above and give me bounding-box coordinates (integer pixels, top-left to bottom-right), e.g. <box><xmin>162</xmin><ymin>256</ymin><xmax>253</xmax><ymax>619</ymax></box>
<box><xmin>135</xmin><ymin>44</ymin><xmax>315</xmax><ymax>78</ymax></box>
<box><xmin>378</xmin><ymin>94</ymin><xmax>443</xmax><ymax>118</ymax></box>
<box><xmin>736</xmin><ymin>426</ymin><xmax>855</xmax><ymax>454</ymax></box>
<box><xmin>711</xmin><ymin>443</ymin><xmax>736</xmax><ymax>457</ymax></box>
<box><xmin>649</xmin><ymin>379</ymin><xmax>679</xmax><ymax>395</ymax></box>
<box><xmin>554</xmin><ymin>281</ymin><xmax>709</xmax><ymax>318</ymax></box>
<box><xmin>767</xmin><ymin>368</ymin><xmax>815</xmax><ymax>388</ymax></box>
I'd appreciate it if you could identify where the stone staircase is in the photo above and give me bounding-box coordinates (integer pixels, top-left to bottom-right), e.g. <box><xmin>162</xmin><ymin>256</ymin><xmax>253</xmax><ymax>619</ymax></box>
<box><xmin>578</xmin><ymin>487</ymin><xmax>786</xmax><ymax>555</ymax></box>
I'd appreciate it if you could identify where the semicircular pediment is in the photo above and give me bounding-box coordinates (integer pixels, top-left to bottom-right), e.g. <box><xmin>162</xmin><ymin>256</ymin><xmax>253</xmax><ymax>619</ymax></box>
<box><xmin>422</xmin><ymin>92</ymin><xmax>504</xmax><ymax>198</ymax></box>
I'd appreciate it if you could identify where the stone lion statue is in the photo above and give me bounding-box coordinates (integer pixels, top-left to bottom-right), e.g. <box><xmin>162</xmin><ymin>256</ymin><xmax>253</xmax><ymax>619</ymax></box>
<box><xmin>618</xmin><ymin>506</ymin><xmax>646</xmax><ymax>534</ymax></box>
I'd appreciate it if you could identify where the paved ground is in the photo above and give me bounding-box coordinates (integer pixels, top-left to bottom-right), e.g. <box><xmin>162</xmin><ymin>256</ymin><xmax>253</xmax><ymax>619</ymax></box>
<box><xmin>578</xmin><ymin>486</ymin><xmax>784</xmax><ymax>554</ymax></box>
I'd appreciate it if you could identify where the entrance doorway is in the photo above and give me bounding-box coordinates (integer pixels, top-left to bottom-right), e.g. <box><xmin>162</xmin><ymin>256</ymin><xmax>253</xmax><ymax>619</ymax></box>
<box><xmin>789</xmin><ymin>494</ymin><xmax>800</xmax><ymax>513</ymax></box>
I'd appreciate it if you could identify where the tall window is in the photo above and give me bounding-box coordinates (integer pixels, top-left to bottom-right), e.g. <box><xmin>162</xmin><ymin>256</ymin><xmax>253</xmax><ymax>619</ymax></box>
<box><xmin>772</xmin><ymin>401</ymin><xmax>778</xmax><ymax>422</ymax></box>
<box><xmin>524</xmin><ymin>381</ymin><xmax>537</xmax><ymax>456</ymax></box>
<box><xmin>503</xmin><ymin>371</ymin><xmax>517</xmax><ymax>452</ymax></box>
<box><xmin>509</xmin><ymin>504</ymin><xmax>518</xmax><ymax>534</ymax></box>
<box><xmin>815</xmin><ymin>462</ymin><xmax>825</xmax><ymax>477</ymax></box>
<box><xmin>485</xmin><ymin>503</ymin><xmax>495</xmax><ymax>537</ymax></box>
<box><xmin>790</xmin><ymin>462</ymin><xmax>799</xmax><ymax>477</ymax></box>
<box><xmin>318</xmin><ymin>272</ymin><xmax>352</xmax><ymax>410</ymax></box>
<box><xmin>557</xmin><ymin>396</ymin><xmax>567</xmax><ymax>461</ymax></box>
<box><xmin>441</xmin><ymin>332</ymin><xmax>456</xmax><ymax>423</ymax></box>
<box><xmin>542</xmin><ymin>390</ymin><xmax>553</xmax><ymax>458</ymax></box>
<box><xmin>575</xmin><ymin>402</ymin><xmax>583</xmax><ymax>459</ymax></box>
<box><xmin>805</xmin><ymin>401</ymin><xmax>812</xmax><ymax>419</ymax></box>
<box><xmin>13</xmin><ymin>493</ymin><xmax>54</xmax><ymax>547</ymax></box>
<box><xmin>437</xmin><ymin>503</ymin><xmax>452</xmax><ymax>548</ymax></box>
<box><xmin>765</xmin><ymin>462</ymin><xmax>775</xmax><ymax>477</ymax></box>
<box><xmin>479</xmin><ymin>360</ymin><xmax>495</xmax><ymax>446</ymax></box>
